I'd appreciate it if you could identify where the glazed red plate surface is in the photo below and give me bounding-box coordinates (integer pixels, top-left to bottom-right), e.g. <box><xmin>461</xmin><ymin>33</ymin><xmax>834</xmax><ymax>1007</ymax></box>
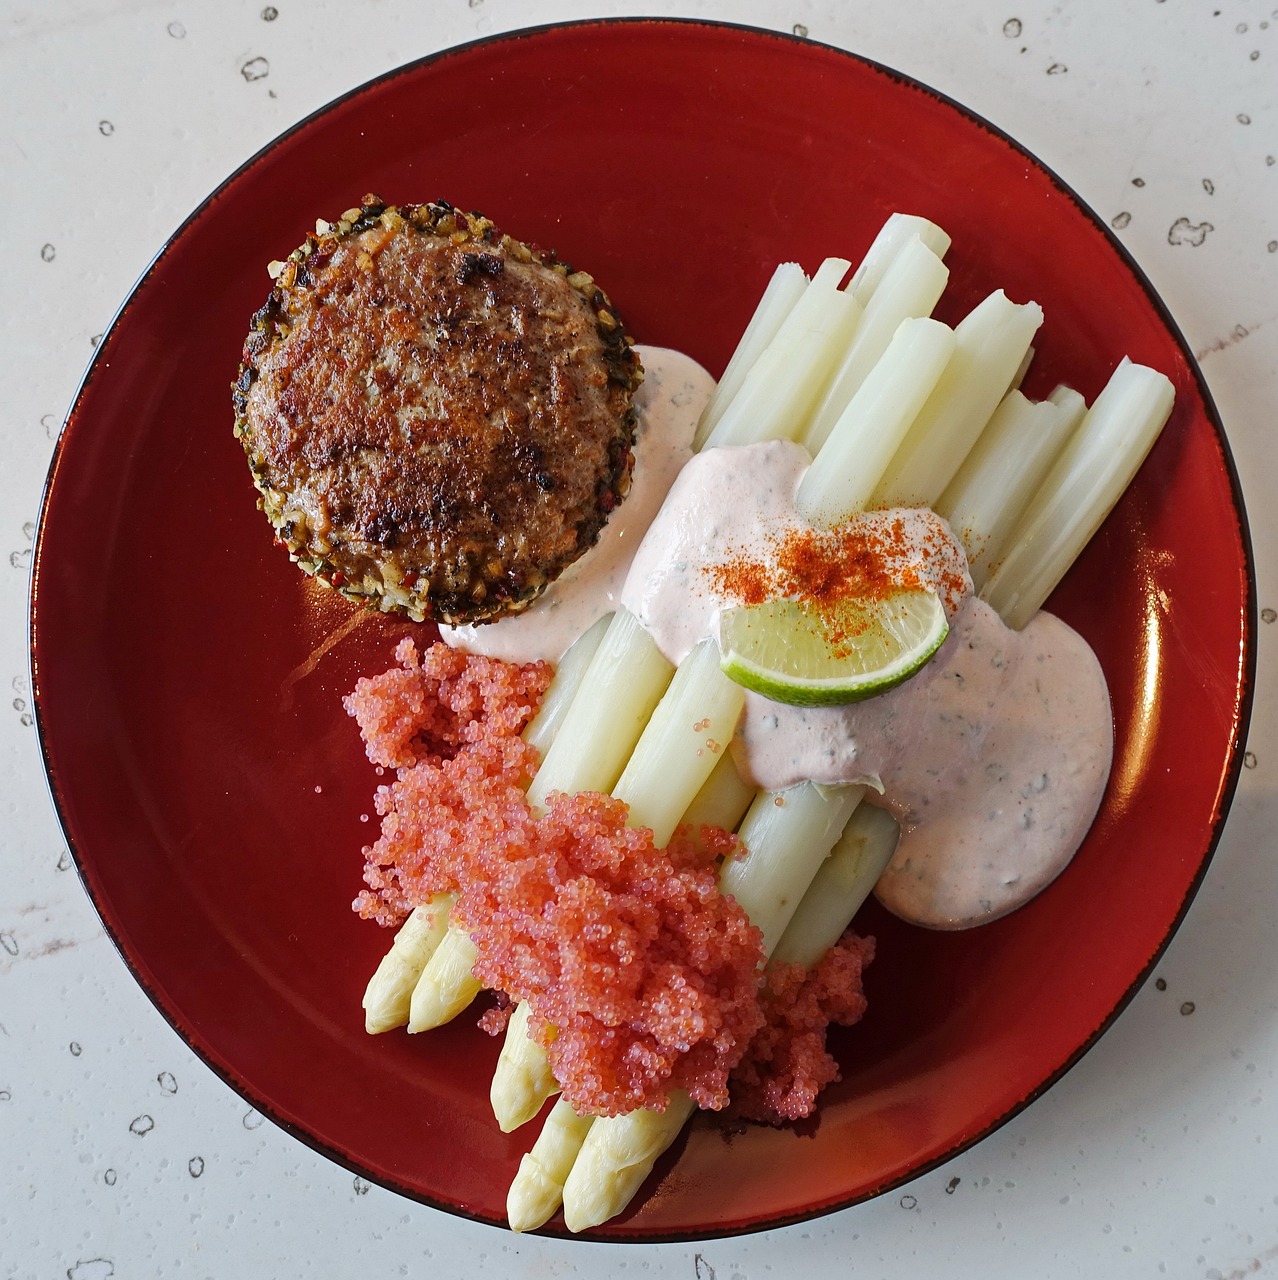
<box><xmin>31</xmin><ymin>19</ymin><xmax>1252</xmax><ymax>1240</ymax></box>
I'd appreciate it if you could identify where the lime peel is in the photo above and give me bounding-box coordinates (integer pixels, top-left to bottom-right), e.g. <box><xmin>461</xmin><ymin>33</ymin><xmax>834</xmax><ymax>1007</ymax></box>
<box><xmin>718</xmin><ymin>590</ymin><xmax>949</xmax><ymax>707</ymax></box>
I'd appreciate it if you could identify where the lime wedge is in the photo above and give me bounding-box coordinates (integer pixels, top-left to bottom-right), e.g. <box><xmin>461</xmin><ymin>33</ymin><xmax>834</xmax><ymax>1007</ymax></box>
<box><xmin>718</xmin><ymin>590</ymin><xmax>949</xmax><ymax>706</ymax></box>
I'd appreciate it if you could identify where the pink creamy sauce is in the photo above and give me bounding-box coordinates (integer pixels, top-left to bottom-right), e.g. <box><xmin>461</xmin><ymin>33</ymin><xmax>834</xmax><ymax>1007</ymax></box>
<box><xmin>738</xmin><ymin>599</ymin><xmax>1113</xmax><ymax>928</ymax></box>
<box><xmin>620</xmin><ymin>438</ymin><xmax>971</xmax><ymax>665</ymax></box>
<box><xmin>442</xmin><ymin>346</ymin><xmax>1115</xmax><ymax>930</ymax></box>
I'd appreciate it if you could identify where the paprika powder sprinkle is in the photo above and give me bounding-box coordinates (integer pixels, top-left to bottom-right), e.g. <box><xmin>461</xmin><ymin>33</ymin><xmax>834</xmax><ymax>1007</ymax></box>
<box><xmin>705</xmin><ymin>508</ymin><xmax>968</xmax><ymax>655</ymax></box>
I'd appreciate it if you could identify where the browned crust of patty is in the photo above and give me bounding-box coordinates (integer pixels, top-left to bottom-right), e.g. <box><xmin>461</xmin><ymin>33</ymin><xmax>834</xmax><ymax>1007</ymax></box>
<box><xmin>232</xmin><ymin>195</ymin><xmax>643</xmax><ymax>624</ymax></box>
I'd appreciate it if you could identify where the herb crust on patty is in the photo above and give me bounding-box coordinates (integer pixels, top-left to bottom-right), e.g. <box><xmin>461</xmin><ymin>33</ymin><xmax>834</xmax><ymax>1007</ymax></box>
<box><xmin>232</xmin><ymin>195</ymin><xmax>643</xmax><ymax>624</ymax></box>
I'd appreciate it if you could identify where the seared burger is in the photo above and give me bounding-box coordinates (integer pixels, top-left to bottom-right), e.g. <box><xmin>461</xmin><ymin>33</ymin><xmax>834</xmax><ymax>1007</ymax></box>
<box><xmin>232</xmin><ymin>196</ymin><xmax>642</xmax><ymax>625</ymax></box>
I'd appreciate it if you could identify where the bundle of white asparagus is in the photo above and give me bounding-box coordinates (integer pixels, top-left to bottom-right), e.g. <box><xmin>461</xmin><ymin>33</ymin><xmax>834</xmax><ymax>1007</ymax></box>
<box><xmin>358</xmin><ymin>211</ymin><xmax>1176</xmax><ymax>1231</ymax></box>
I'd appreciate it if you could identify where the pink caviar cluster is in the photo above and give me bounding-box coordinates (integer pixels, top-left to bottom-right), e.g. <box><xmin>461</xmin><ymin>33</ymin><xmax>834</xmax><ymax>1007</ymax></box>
<box><xmin>344</xmin><ymin>637</ymin><xmax>551</xmax><ymax>925</ymax></box>
<box><xmin>345</xmin><ymin>640</ymin><xmax>874</xmax><ymax>1124</ymax></box>
<box><xmin>458</xmin><ymin>794</ymin><xmax>765</xmax><ymax>1116</ymax></box>
<box><xmin>730</xmin><ymin>931</ymin><xmax>876</xmax><ymax>1123</ymax></box>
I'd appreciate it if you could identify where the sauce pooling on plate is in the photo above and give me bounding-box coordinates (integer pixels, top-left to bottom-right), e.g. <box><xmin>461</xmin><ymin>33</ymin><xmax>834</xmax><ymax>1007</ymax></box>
<box><xmin>738</xmin><ymin>599</ymin><xmax>1113</xmax><ymax>928</ymax></box>
<box><xmin>445</xmin><ymin>346</ymin><xmax>1115</xmax><ymax>929</ymax></box>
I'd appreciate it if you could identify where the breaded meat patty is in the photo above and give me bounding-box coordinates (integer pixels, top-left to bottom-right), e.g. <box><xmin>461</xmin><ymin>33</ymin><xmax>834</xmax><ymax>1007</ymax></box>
<box><xmin>232</xmin><ymin>196</ymin><xmax>643</xmax><ymax>624</ymax></box>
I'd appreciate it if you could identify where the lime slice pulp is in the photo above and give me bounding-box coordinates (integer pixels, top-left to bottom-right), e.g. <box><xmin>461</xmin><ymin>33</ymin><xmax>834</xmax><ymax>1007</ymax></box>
<box><xmin>718</xmin><ymin>590</ymin><xmax>949</xmax><ymax>706</ymax></box>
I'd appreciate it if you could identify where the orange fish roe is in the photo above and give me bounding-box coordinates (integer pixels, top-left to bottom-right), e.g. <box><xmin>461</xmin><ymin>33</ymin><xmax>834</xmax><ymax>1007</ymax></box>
<box><xmin>455</xmin><ymin>798</ymin><xmax>764</xmax><ymax>1116</ymax></box>
<box><xmin>344</xmin><ymin>638</ymin><xmax>550</xmax><ymax>925</ymax></box>
<box><xmin>346</xmin><ymin>640</ymin><xmax>874</xmax><ymax>1124</ymax></box>
<box><xmin>344</xmin><ymin>636</ymin><xmax>551</xmax><ymax>772</ymax></box>
<box><xmin>346</xmin><ymin>641</ymin><xmax>767</xmax><ymax>1116</ymax></box>
<box><xmin>730</xmin><ymin>930</ymin><xmax>876</xmax><ymax>1124</ymax></box>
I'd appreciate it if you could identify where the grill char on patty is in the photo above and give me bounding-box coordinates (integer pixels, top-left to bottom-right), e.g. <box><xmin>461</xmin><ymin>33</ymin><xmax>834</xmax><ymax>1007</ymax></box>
<box><xmin>232</xmin><ymin>196</ymin><xmax>643</xmax><ymax>624</ymax></box>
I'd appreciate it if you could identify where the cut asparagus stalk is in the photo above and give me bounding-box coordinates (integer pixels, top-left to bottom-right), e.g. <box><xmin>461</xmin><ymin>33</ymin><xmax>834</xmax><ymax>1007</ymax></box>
<box><xmin>612</xmin><ymin>639</ymin><xmax>746</xmax><ymax>847</ymax></box>
<box><xmin>361</xmin><ymin>895</ymin><xmax>456</xmax><ymax>1034</ymax></box>
<box><xmin>846</xmin><ymin>213</ymin><xmax>952</xmax><ymax>305</ymax></box>
<box><xmin>702</xmin><ymin>260</ymin><xmax>860</xmax><ymax>450</ymax></box>
<box><xmin>869</xmin><ymin>290</ymin><xmax>1044</xmax><ymax>509</ymax></box>
<box><xmin>770</xmin><ymin>802</ymin><xmax>899</xmax><ymax>968</ymax></box>
<box><xmin>800</xmin><ymin>236</ymin><xmax>950</xmax><ymax>453</ymax></box>
<box><xmin>694</xmin><ymin>263</ymin><xmax>808</xmax><ymax>448</ymax></box>
<box><xmin>526</xmin><ymin>609</ymin><xmax>674</xmax><ymax>811</ymax></box>
<box><xmin>935</xmin><ymin>386</ymin><xmax>1085</xmax><ymax>591</ymax></box>
<box><xmin>981</xmin><ymin>359</ymin><xmax>1174</xmax><ymax>629</ymax></box>
<box><xmin>678</xmin><ymin>749</ymin><xmax>755</xmax><ymax>834</ymax></box>
<box><xmin>794</xmin><ymin>317</ymin><xmax>955</xmax><ymax>526</ymax></box>
<box><xmin>717</xmin><ymin>782</ymin><xmax>867</xmax><ymax>956</ymax></box>
<box><xmin>507</xmin><ymin>1096</ymin><xmax>597</xmax><ymax>1233</ymax></box>
<box><xmin>523</xmin><ymin>612</ymin><xmax>613</xmax><ymax>757</ymax></box>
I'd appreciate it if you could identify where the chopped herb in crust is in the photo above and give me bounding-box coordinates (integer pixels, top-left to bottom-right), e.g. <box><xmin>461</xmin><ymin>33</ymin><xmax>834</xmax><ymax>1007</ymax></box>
<box><xmin>232</xmin><ymin>195</ymin><xmax>643</xmax><ymax>624</ymax></box>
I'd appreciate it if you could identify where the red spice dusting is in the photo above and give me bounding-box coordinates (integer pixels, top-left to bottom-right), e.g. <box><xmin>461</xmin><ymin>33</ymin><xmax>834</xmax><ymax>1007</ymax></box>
<box><xmin>709</xmin><ymin>521</ymin><xmax>920</xmax><ymax>607</ymax></box>
<box><xmin>730</xmin><ymin>930</ymin><xmax>876</xmax><ymax>1123</ymax></box>
<box><xmin>705</xmin><ymin>510</ymin><xmax>969</xmax><ymax>656</ymax></box>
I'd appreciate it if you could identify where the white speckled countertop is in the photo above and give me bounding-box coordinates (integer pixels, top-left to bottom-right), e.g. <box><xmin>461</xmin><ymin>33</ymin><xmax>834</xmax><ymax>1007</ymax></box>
<box><xmin>2</xmin><ymin>2</ymin><xmax>1276</xmax><ymax>1277</ymax></box>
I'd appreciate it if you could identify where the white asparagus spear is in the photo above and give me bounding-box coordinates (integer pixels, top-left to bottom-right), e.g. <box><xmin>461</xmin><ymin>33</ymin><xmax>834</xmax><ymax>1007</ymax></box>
<box><xmin>800</xmin><ymin>235</ymin><xmax>950</xmax><ymax>453</ymax></box>
<box><xmin>611</xmin><ymin>639</ymin><xmax>747</xmax><ymax>847</ymax></box>
<box><xmin>522</xmin><ymin>612</ymin><xmax>613</xmax><ymax>757</ymax></box>
<box><xmin>526</xmin><ymin>608</ymin><xmax>674</xmax><ymax>811</ymax></box>
<box><xmin>981</xmin><ymin>359</ymin><xmax>1175</xmax><ymax>629</ymax></box>
<box><xmin>794</xmin><ymin>317</ymin><xmax>955</xmax><ymax>526</ymax></box>
<box><xmin>361</xmin><ymin>895</ymin><xmax>456</xmax><ymax>1034</ymax></box>
<box><xmin>703</xmin><ymin>264</ymin><xmax>861</xmax><ymax>450</ymax></box>
<box><xmin>678</xmin><ymin>748</ymin><xmax>756</xmax><ymax>834</ymax></box>
<box><xmin>846</xmin><ymin>213</ymin><xmax>952</xmax><ymax>305</ymax></box>
<box><xmin>869</xmin><ymin>290</ymin><xmax>1044</xmax><ymax>509</ymax></box>
<box><xmin>718</xmin><ymin>782</ymin><xmax>867</xmax><ymax>955</ymax></box>
<box><xmin>507</xmin><ymin>1096</ymin><xmax>596</xmax><ymax>1233</ymax></box>
<box><xmin>770</xmin><ymin>802</ymin><xmax>899</xmax><ymax>967</ymax></box>
<box><xmin>934</xmin><ymin>386</ymin><xmax>1085</xmax><ymax>591</ymax></box>
<box><xmin>408</xmin><ymin>925</ymin><xmax>483</xmax><ymax>1032</ymax></box>
<box><xmin>694</xmin><ymin>263</ymin><xmax>808</xmax><ymax>448</ymax></box>
<box><xmin>492</xmin><ymin>1001</ymin><xmax>561</xmax><ymax>1137</ymax></box>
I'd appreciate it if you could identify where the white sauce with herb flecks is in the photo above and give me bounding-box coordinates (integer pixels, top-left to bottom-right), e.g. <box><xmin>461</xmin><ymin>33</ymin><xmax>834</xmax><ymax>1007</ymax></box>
<box><xmin>439</xmin><ymin>346</ymin><xmax>1115</xmax><ymax>930</ymax></box>
<box><xmin>735</xmin><ymin>597</ymin><xmax>1112</xmax><ymax>929</ymax></box>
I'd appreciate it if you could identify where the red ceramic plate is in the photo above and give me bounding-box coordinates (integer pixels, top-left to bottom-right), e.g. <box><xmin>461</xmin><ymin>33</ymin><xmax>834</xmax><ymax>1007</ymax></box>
<box><xmin>31</xmin><ymin>19</ymin><xmax>1252</xmax><ymax>1240</ymax></box>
